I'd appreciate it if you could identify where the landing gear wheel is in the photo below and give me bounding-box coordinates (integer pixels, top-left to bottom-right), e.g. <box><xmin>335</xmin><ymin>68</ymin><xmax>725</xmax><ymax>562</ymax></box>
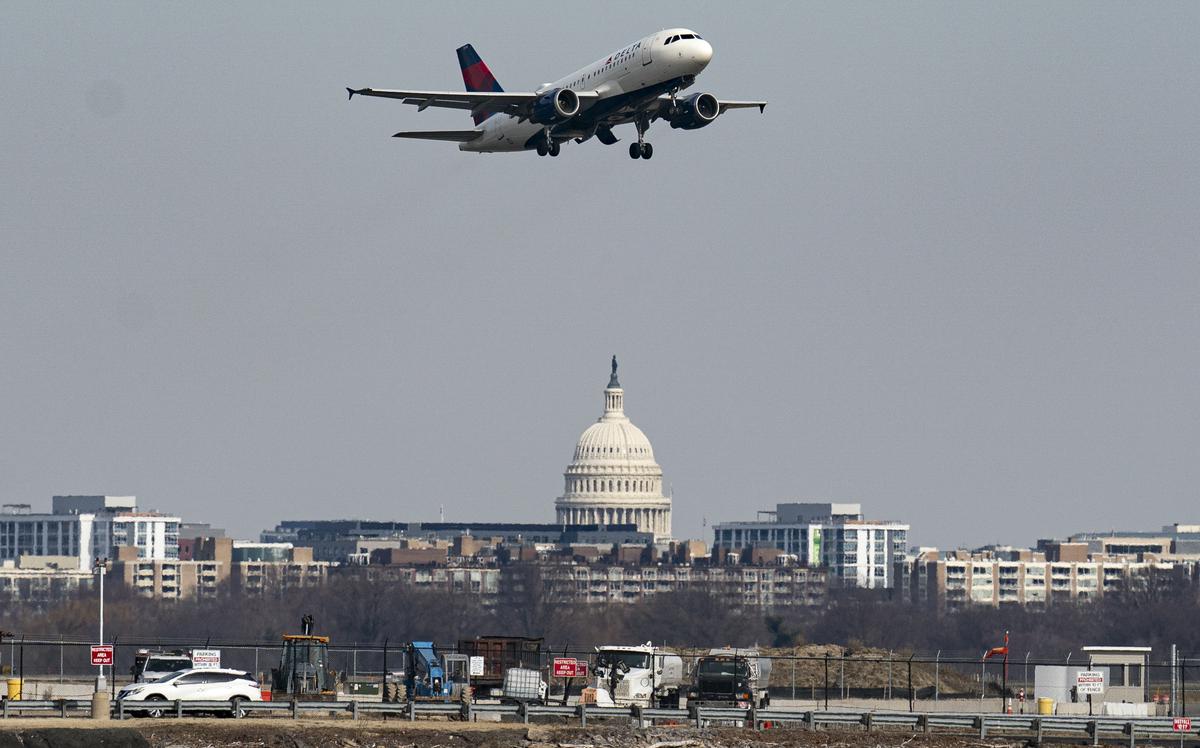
<box><xmin>640</xmin><ymin>142</ymin><xmax>653</xmax><ymax>159</ymax></box>
<box><xmin>629</xmin><ymin>142</ymin><xmax>641</xmax><ymax>159</ymax></box>
<box><xmin>536</xmin><ymin>143</ymin><xmax>548</xmax><ymax>157</ymax></box>
<box><xmin>549</xmin><ymin>141</ymin><xmax>560</xmax><ymax>157</ymax></box>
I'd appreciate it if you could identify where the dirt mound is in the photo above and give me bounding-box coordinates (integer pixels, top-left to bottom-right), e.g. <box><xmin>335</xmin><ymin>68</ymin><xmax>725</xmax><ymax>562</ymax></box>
<box><xmin>678</xmin><ymin>644</ymin><xmax>978</xmax><ymax>694</ymax></box>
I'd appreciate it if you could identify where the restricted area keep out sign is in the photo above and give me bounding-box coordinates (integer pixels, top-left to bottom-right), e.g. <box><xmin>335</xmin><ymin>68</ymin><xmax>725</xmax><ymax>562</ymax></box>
<box><xmin>553</xmin><ymin>658</ymin><xmax>588</xmax><ymax>678</ymax></box>
<box><xmin>1174</xmin><ymin>718</ymin><xmax>1193</xmax><ymax>732</ymax></box>
<box><xmin>90</xmin><ymin>645</ymin><xmax>113</xmax><ymax>666</ymax></box>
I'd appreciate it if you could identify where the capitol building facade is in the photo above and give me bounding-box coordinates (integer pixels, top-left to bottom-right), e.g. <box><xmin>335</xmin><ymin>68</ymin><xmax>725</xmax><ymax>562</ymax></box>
<box><xmin>555</xmin><ymin>358</ymin><xmax>672</xmax><ymax>541</ymax></box>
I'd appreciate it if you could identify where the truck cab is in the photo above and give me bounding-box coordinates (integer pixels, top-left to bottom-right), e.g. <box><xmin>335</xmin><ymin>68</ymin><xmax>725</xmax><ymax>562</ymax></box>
<box><xmin>688</xmin><ymin>648</ymin><xmax>772</xmax><ymax>708</ymax></box>
<box><xmin>592</xmin><ymin>643</ymin><xmax>683</xmax><ymax>708</ymax></box>
<box><xmin>131</xmin><ymin>650</ymin><xmax>193</xmax><ymax>683</ymax></box>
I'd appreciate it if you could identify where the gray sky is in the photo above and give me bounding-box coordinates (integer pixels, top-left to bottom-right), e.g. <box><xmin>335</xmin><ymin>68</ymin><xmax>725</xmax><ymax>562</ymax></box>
<box><xmin>3</xmin><ymin>2</ymin><xmax>1198</xmax><ymax>549</ymax></box>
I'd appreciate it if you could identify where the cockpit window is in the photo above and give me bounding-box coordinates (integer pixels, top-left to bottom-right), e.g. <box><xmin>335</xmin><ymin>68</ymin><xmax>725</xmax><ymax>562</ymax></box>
<box><xmin>680</xmin><ymin>34</ymin><xmax>695</xmax><ymax>40</ymax></box>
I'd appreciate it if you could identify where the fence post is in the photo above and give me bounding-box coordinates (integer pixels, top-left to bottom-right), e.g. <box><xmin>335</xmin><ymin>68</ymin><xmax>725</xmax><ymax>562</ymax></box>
<box><xmin>291</xmin><ymin>699</ymin><xmax>299</xmax><ymax>720</ymax></box>
<box><xmin>2</xmin><ymin>697</ymin><xmax>7</xmax><ymax>719</ymax></box>
<box><xmin>887</xmin><ymin>651</ymin><xmax>893</xmax><ymax>701</ymax></box>
<box><xmin>631</xmin><ymin>704</ymin><xmax>641</xmax><ymax>729</ymax></box>
<box><xmin>977</xmin><ymin>716</ymin><xmax>987</xmax><ymax>739</ymax></box>
<box><xmin>791</xmin><ymin>658</ymin><xmax>795</xmax><ymax>701</ymax></box>
<box><xmin>804</xmin><ymin>710</ymin><xmax>814</xmax><ymax>731</ymax></box>
<box><xmin>519</xmin><ymin>701</ymin><xmax>528</xmax><ymax>724</ymax></box>
<box><xmin>691</xmin><ymin>703</ymin><xmax>702</xmax><ymax>728</ymax></box>
<box><xmin>935</xmin><ymin>650</ymin><xmax>940</xmax><ymax>702</ymax></box>
<box><xmin>59</xmin><ymin>699</ymin><xmax>67</xmax><ymax>718</ymax></box>
<box><xmin>117</xmin><ymin>698</ymin><xmax>124</xmax><ymax>720</ymax></box>
<box><xmin>407</xmin><ymin>697</ymin><xmax>414</xmax><ymax>721</ymax></box>
<box><xmin>351</xmin><ymin>700</ymin><xmax>358</xmax><ymax>720</ymax></box>
<box><xmin>579</xmin><ymin>701</ymin><xmax>587</xmax><ymax>727</ymax></box>
<box><xmin>908</xmin><ymin>655</ymin><xmax>914</xmax><ymax>712</ymax></box>
<box><xmin>1034</xmin><ymin>717</ymin><xmax>1043</xmax><ymax>745</ymax></box>
<box><xmin>175</xmin><ymin>700</ymin><xmax>183</xmax><ymax>719</ymax></box>
<box><xmin>748</xmin><ymin>704</ymin><xmax>757</xmax><ymax>730</ymax></box>
<box><xmin>824</xmin><ymin>654</ymin><xmax>830</xmax><ymax>710</ymax></box>
<box><xmin>918</xmin><ymin>713</ymin><xmax>929</xmax><ymax>734</ymax></box>
<box><xmin>863</xmin><ymin>712</ymin><xmax>873</xmax><ymax>732</ymax></box>
<box><xmin>1087</xmin><ymin>719</ymin><xmax>1098</xmax><ymax>746</ymax></box>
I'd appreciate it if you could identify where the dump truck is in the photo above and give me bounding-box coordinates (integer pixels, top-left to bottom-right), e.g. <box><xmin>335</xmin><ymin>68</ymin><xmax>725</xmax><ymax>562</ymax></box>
<box><xmin>687</xmin><ymin>647</ymin><xmax>773</xmax><ymax>708</ymax></box>
<box><xmin>455</xmin><ymin>636</ymin><xmax>544</xmax><ymax>695</ymax></box>
<box><xmin>590</xmin><ymin>643</ymin><xmax>684</xmax><ymax>708</ymax></box>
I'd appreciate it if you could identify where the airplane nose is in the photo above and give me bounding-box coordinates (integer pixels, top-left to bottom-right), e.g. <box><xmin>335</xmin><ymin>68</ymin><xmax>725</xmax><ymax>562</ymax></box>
<box><xmin>696</xmin><ymin>40</ymin><xmax>713</xmax><ymax>65</ymax></box>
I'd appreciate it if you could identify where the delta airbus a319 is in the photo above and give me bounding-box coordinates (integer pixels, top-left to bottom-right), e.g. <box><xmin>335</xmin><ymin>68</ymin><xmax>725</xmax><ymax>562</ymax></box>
<box><xmin>347</xmin><ymin>29</ymin><xmax>766</xmax><ymax>160</ymax></box>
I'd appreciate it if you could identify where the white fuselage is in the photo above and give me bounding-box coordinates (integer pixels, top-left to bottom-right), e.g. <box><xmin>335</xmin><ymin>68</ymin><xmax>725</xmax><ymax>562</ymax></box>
<box><xmin>461</xmin><ymin>29</ymin><xmax>713</xmax><ymax>152</ymax></box>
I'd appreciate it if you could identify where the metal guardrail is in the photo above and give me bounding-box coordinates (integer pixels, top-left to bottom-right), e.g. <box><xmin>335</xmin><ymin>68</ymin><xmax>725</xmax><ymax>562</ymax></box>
<box><xmin>1</xmin><ymin>696</ymin><xmax>1198</xmax><ymax>743</ymax></box>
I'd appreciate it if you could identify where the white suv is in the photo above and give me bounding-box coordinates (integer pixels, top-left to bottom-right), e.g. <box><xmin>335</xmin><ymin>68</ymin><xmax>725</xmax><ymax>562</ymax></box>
<box><xmin>118</xmin><ymin>668</ymin><xmax>262</xmax><ymax>716</ymax></box>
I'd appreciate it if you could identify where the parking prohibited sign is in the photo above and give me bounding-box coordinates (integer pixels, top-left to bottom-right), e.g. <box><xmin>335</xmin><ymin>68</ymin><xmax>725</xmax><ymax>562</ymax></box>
<box><xmin>1075</xmin><ymin>670</ymin><xmax>1105</xmax><ymax>694</ymax></box>
<box><xmin>192</xmin><ymin>649</ymin><xmax>221</xmax><ymax>669</ymax></box>
<box><xmin>90</xmin><ymin>645</ymin><xmax>113</xmax><ymax>666</ymax></box>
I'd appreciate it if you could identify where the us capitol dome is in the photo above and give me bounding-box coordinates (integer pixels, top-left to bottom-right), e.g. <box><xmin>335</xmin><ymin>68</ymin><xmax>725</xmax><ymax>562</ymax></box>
<box><xmin>554</xmin><ymin>357</ymin><xmax>672</xmax><ymax>541</ymax></box>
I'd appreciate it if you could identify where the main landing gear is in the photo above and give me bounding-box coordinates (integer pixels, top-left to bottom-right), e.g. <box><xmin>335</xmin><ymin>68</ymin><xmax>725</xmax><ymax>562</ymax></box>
<box><xmin>628</xmin><ymin>114</ymin><xmax>653</xmax><ymax>160</ymax></box>
<box><xmin>536</xmin><ymin>128</ymin><xmax>560</xmax><ymax>157</ymax></box>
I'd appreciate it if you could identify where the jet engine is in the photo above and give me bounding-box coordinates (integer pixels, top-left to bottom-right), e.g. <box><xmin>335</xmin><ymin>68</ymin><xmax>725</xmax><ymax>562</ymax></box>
<box><xmin>668</xmin><ymin>92</ymin><xmax>720</xmax><ymax>130</ymax></box>
<box><xmin>530</xmin><ymin>88</ymin><xmax>581</xmax><ymax>125</ymax></box>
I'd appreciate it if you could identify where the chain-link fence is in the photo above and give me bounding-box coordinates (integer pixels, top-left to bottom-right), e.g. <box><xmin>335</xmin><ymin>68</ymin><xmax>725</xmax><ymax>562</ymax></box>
<box><xmin>0</xmin><ymin>636</ymin><xmax>1194</xmax><ymax>716</ymax></box>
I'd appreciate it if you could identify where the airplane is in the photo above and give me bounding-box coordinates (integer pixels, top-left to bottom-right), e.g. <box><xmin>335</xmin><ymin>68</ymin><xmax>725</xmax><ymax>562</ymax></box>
<box><xmin>346</xmin><ymin>29</ymin><xmax>766</xmax><ymax>160</ymax></box>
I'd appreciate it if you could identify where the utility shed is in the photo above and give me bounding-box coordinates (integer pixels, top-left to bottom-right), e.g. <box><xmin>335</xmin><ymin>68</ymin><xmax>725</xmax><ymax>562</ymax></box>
<box><xmin>1082</xmin><ymin>646</ymin><xmax>1151</xmax><ymax>703</ymax></box>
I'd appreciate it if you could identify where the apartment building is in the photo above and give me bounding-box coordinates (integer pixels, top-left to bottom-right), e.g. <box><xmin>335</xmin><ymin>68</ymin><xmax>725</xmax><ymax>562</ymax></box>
<box><xmin>539</xmin><ymin>563</ymin><xmax>828</xmax><ymax>606</ymax></box>
<box><xmin>712</xmin><ymin>502</ymin><xmax>909</xmax><ymax>588</ymax></box>
<box><xmin>901</xmin><ymin>551</ymin><xmax>1196</xmax><ymax>611</ymax></box>
<box><xmin>0</xmin><ymin>496</ymin><xmax>180</xmax><ymax>570</ymax></box>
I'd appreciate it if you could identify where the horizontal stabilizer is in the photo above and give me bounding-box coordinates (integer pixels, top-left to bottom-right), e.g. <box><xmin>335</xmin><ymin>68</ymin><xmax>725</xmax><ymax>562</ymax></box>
<box><xmin>392</xmin><ymin>130</ymin><xmax>482</xmax><ymax>142</ymax></box>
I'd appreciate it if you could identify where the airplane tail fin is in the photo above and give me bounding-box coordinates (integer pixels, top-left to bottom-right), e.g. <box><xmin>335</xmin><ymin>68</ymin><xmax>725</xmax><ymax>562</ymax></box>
<box><xmin>457</xmin><ymin>44</ymin><xmax>503</xmax><ymax>125</ymax></box>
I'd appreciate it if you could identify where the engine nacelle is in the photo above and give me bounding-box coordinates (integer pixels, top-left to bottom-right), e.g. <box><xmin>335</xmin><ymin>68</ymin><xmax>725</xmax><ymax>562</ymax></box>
<box><xmin>530</xmin><ymin>88</ymin><xmax>580</xmax><ymax>125</ymax></box>
<box><xmin>668</xmin><ymin>92</ymin><xmax>720</xmax><ymax>130</ymax></box>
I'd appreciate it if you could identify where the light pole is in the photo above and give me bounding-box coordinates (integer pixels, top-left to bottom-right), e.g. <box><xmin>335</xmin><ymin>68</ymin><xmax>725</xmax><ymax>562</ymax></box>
<box><xmin>94</xmin><ymin>557</ymin><xmax>108</xmax><ymax>692</ymax></box>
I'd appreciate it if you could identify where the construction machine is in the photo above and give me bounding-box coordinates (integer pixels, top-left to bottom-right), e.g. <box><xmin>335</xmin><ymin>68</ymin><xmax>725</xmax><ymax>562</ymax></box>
<box><xmin>383</xmin><ymin>641</ymin><xmax>470</xmax><ymax>703</ymax></box>
<box><xmin>271</xmin><ymin>614</ymin><xmax>338</xmax><ymax>701</ymax></box>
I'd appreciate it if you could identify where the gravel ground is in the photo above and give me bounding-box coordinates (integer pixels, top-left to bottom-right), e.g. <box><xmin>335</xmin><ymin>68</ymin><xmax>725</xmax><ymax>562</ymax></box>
<box><xmin>0</xmin><ymin>719</ymin><xmax>1029</xmax><ymax>748</ymax></box>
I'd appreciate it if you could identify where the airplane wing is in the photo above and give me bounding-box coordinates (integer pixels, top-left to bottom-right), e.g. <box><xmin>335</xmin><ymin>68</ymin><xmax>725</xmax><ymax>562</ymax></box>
<box><xmin>392</xmin><ymin>130</ymin><xmax>483</xmax><ymax>142</ymax></box>
<box><xmin>714</xmin><ymin>100</ymin><xmax>768</xmax><ymax>114</ymax></box>
<box><xmin>648</xmin><ymin>96</ymin><xmax>767</xmax><ymax>119</ymax></box>
<box><xmin>347</xmin><ymin>87</ymin><xmax>599</xmax><ymax>121</ymax></box>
